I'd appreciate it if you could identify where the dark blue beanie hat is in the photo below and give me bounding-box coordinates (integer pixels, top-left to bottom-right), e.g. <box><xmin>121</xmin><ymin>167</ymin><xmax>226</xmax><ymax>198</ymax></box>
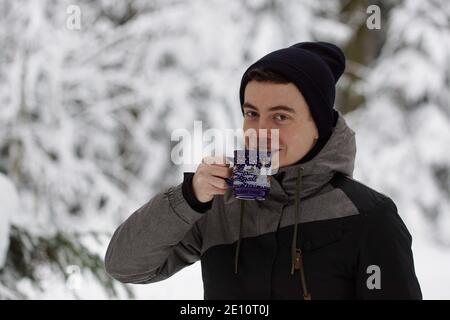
<box><xmin>239</xmin><ymin>41</ymin><xmax>346</xmax><ymax>162</ymax></box>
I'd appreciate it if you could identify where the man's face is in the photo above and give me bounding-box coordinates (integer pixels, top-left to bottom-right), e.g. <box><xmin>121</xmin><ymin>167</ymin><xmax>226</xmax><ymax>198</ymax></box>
<box><xmin>243</xmin><ymin>80</ymin><xmax>319</xmax><ymax>168</ymax></box>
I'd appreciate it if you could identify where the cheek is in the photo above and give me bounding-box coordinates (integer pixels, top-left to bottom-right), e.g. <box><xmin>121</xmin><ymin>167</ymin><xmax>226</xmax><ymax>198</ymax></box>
<box><xmin>279</xmin><ymin>129</ymin><xmax>299</xmax><ymax>147</ymax></box>
<box><xmin>277</xmin><ymin>134</ymin><xmax>286</xmax><ymax>147</ymax></box>
<box><xmin>243</xmin><ymin>121</ymin><xmax>257</xmax><ymax>135</ymax></box>
<box><xmin>280</xmin><ymin>130</ymin><xmax>305</xmax><ymax>155</ymax></box>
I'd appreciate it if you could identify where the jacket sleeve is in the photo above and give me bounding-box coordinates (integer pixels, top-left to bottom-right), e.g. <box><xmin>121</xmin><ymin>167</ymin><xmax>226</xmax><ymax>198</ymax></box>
<box><xmin>355</xmin><ymin>197</ymin><xmax>422</xmax><ymax>299</ymax></box>
<box><xmin>104</xmin><ymin>181</ymin><xmax>207</xmax><ymax>284</ymax></box>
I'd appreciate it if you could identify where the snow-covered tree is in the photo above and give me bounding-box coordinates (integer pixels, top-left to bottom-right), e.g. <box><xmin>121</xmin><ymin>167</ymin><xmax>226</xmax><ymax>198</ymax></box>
<box><xmin>1</xmin><ymin>0</ymin><xmax>448</xmax><ymax>299</ymax></box>
<box><xmin>0</xmin><ymin>174</ymin><xmax>15</xmax><ymax>269</ymax></box>
<box><xmin>0</xmin><ymin>0</ymin><xmax>351</xmax><ymax>299</ymax></box>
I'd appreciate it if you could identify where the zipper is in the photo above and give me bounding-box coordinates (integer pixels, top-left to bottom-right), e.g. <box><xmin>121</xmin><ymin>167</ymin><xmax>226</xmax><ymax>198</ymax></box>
<box><xmin>293</xmin><ymin>248</ymin><xmax>311</xmax><ymax>300</ymax></box>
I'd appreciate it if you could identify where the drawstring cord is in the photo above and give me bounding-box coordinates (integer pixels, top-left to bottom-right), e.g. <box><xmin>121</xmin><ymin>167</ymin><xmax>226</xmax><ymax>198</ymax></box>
<box><xmin>234</xmin><ymin>200</ymin><xmax>245</xmax><ymax>274</ymax></box>
<box><xmin>290</xmin><ymin>166</ymin><xmax>311</xmax><ymax>300</ymax></box>
<box><xmin>290</xmin><ymin>166</ymin><xmax>303</xmax><ymax>274</ymax></box>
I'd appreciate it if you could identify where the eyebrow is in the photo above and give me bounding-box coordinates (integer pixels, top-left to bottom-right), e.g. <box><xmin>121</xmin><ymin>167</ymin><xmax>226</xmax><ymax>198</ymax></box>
<box><xmin>242</xmin><ymin>102</ymin><xmax>296</xmax><ymax>114</ymax></box>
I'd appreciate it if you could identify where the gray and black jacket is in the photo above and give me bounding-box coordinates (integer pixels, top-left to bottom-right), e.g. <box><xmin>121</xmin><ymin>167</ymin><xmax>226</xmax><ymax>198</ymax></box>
<box><xmin>104</xmin><ymin>112</ymin><xmax>422</xmax><ymax>300</ymax></box>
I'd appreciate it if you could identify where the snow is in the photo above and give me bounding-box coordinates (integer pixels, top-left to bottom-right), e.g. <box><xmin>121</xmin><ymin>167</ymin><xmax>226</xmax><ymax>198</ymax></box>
<box><xmin>414</xmin><ymin>240</ymin><xmax>450</xmax><ymax>300</ymax></box>
<box><xmin>0</xmin><ymin>173</ymin><xmax>17</xmax><ymax>268</ymax></box>
<box><xmin>0</xmin><ymin>0</ymin><xmax>449</xmax><ymax>300</ymax></box>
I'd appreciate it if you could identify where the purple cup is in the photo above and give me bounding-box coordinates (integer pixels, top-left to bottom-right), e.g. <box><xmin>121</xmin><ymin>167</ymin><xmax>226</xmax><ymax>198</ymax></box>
<box><xmin>225</xmin><ymin>149</ymin><xmax>271</xmax><ymax>200</ymax></box>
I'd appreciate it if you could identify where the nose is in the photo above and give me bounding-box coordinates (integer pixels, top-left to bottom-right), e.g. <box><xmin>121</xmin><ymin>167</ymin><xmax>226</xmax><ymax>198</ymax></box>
<box><xmin>255</xmin><ymin>117</ymin><xmax>275</xmax><ymax>135</ymax></box>
<box><xmin>254</xmin><ymin>122</ymin><xmax>279</xmax><ymax>151</ymax></box>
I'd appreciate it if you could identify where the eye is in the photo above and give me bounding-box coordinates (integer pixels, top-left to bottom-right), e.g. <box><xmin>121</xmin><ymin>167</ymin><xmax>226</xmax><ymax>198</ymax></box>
<box><xmin>273</xmin><ymin>114</ymin><xmax>289</xmax><ymax>121</ymax></box>
<box><xmin>244</xmin><ymin>111</ymin><xmax>258</xmax><ymax>118</ymax></box>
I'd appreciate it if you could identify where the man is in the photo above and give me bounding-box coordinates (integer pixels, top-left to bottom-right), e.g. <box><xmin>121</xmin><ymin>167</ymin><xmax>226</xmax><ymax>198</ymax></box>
<box><xmin>104</xmin><ymin>42</ymin><xmax>422</xmax><ymax>299</ymax></box>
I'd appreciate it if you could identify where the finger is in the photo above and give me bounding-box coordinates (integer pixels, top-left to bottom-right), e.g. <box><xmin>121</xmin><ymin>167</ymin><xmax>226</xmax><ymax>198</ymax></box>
<box><xmin>207</xmin><ymin>184</ymin><xmax>228</xmax><ymax>195</ymax></box>
<box><xmin>202</xmin><ymin>155</ymin><xmax>230</xmax><ymax>166</ymax></box>
<box><xmin>207</xmin><ymin>175</ymin><xmax>229</xmax><ymax>190</ymax></box>
<box><xmin>207</xmin><ymin>165</ymin><xmax>233</xmax><ymax>178</ymax></box>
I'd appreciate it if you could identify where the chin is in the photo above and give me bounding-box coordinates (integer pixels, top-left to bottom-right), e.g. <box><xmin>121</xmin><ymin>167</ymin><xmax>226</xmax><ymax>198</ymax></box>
<box><xmin>271</xmin><ymin>149</ymin><xmax>285</xmax><ymax>169</ymax></box>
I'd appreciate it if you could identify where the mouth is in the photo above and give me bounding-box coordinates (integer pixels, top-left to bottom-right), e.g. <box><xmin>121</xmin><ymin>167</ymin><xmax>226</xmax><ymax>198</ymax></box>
<box><xmin>248</xmin><ymin>147</ymin><xmax>283</xmax><ymax>153</ymax></box>
<box><xmin>257</xmin><ymin>148</ymin><xmax>282</xmax><ymax>153</ymax></box>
